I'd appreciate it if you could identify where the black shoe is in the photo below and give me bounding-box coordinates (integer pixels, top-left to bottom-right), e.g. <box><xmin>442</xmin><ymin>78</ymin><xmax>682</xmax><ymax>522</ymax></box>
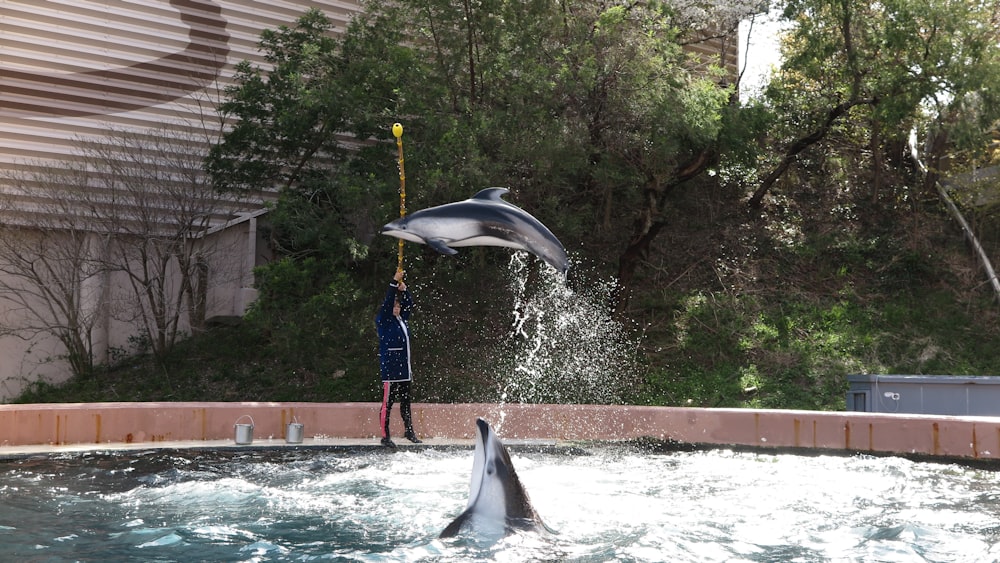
<box><xmin>404</xmin><ymin>432</ymin><xmax>422</xmax><ymax>444</ymax></box>
<box><xmin>381</xmin><ymin>437</ymin><xmax>396</xmax><ymax>448</ymax></box>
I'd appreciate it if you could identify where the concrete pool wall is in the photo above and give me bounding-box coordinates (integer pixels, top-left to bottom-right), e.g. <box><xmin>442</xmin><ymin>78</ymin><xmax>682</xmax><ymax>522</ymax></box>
<box><xmin>2</xmin><ymin>402</ymin><xmax>1000</xmax><ymax>460</ymax></box>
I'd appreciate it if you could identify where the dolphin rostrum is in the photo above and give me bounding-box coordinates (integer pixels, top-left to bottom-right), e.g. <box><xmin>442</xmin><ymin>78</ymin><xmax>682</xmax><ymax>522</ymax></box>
<box><xmin>380</xmin><ymin>188</ymin><xmax>569</xmax><ymax>275</ymax></box>
<box><xmin>439</xmin><ymin>418</ymin><xmax>552</xmax><ymax>540</ymax></box>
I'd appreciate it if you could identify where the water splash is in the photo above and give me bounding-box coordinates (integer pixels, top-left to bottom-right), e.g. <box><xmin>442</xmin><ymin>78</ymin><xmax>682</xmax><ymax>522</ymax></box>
<box><xmin>413</xmin><ymin>251</ymin><xmax>643</xmax><ymax>411</ymax></box>
<box><xmin>498</xmin><ymin>253</ymin><xmax>643</xmax><ymax>408</ymax></box>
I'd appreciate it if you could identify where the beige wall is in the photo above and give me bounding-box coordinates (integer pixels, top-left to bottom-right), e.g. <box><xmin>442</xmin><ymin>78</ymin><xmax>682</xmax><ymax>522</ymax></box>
<box><xmin>0</xmin><ymin>217</ymin><xmax>272</xmax><ymax>400</ymax></box>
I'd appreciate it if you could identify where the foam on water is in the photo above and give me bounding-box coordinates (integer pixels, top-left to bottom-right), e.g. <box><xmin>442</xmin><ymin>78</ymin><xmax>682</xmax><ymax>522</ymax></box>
<box><xmin>1</xmin><ymin>446</ymin><xmax>999</xmax><ymax>562</ymax></box>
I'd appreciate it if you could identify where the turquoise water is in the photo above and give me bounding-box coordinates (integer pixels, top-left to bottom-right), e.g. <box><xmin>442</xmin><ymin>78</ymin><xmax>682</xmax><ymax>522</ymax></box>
<box><xmin>1</xmin><ymin>446</ymin><xmax>999</xmax><ymax>562</ymax></box>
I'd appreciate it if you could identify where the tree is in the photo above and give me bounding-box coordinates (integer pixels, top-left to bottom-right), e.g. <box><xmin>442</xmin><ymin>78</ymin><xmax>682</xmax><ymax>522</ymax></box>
<box><xmin>0</xmin><ymin>118</ymin><xmax>244</xmax><ymax>379</ymax></box>
<box><xmin>206</xmin><ymin>8</ymin><xmax>416</xmax><ymax>266</ymax></box>
<box><xmin>356</xmin><ymin>0</ymin><xmax>763</xmax><ymax>311</ymax></box>
<box><xmin>547</xmin><ymin>2</ymin><xmax>739</xmax><ymax>313</ymax></box>
<box><xmin>750</xmin><ymin>0</ymin><xmax>1000</xmax><ymax>207</ymax></box>
<box><xmin>80</xmin><ymin>124</ymin><xmax>246</xmax><ymax>361</ymax></box>
<box><xmin>0</xmin><ymin>164</ymin><xmax>108</xmax><ymax>378</ymax></box>
<box><xmin>209</xmin><ymin>2</ymin><xmax>765</xmax><ymax>314</ymax></box>
<box><xmin>207</xmin><ymin>10</ymin><xmax>350</xmax><ymax>195</ymax></box>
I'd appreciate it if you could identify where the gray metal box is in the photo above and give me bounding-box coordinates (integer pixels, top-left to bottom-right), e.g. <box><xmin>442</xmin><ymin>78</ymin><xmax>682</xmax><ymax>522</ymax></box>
<box><xmin>846</xmin><ymin>374</ymin><xmax>1000</xmax><ymax>416</ymax></box>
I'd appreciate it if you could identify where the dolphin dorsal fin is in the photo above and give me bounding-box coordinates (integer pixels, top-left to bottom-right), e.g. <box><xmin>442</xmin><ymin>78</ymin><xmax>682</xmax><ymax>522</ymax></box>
<box><xmin>470</xmin><ymin>187</ymin><xmax>510</xmax><ymax>201</ymax></box>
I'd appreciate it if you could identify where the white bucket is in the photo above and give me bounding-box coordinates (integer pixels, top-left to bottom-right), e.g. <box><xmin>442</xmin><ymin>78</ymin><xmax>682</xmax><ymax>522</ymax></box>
<box><xmin>234</xmin><ymin>415</ymin><xmax>254</xmax><ymax>445</ymax></box>
<box><xmin>286</xmin><ymin>421</ymin><xmax>304</xmax><ymax>444</ymax></box>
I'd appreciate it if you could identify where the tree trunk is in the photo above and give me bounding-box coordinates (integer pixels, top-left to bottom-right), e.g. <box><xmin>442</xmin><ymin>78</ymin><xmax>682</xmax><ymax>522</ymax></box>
<box><xmin>748</xmin><ymin>99</ymin><xmax>870</xmax><ymax>208</ymax></box>
<box><xmin>614</xmin><ymin>218</ymin><xmax>667</xmax><ymax>317</ymax></box>
<box><xmin>869</xmin><ymin>116</ymin><xmax>883</xmax><ymax>202</ymax></box>
<box><xmin>613</xmin><ymin>149</ymin><xmax>713</xmax><ymax>316</ymax></box>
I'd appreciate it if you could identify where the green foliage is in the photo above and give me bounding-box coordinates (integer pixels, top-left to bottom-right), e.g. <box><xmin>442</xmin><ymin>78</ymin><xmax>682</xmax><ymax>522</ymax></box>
<box><xmin>205</xmin><ymin>8</ymin><xmax>407</xmax><ymax>261</ymax></box>
<box><xmin>245</xmin><ymin>260</ymin><xmax>370</xmax><ymax>375</ymax></box>
<box><xmin>207</xmin><ymin>9</ymin><xmax>345</xmax><ymax>192</ymax></box>
<box><xmin>766</xmin><ymin>0</ymin><xmax>1000</xmax><ymax>173</ymax></box>
<box><xmin>641</xmin><ymin>283</ymin><xmax>1000</xmax><ymax>411</ymax></box>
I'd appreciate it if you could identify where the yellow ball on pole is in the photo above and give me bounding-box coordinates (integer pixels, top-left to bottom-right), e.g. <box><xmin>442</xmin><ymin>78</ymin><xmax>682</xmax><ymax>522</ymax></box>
<box><xmin>393</xmin><ymin>123</ymin><xmax>406</xmax><ymax>274</ymax></box>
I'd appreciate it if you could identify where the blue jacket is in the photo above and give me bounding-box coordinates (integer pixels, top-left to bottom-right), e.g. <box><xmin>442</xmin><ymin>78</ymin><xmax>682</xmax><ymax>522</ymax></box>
<box><xmin>375</xmin><ymin>281</ymin><xmax>413</xmax><ymax>382</ymax></box>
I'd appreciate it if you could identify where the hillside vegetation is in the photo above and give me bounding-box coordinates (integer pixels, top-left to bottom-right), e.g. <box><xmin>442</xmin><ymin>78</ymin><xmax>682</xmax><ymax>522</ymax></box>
<box><xmin>17</xmin><ymin>169</ymin><xmax>1000</xmax><ymax>410</ymax></box>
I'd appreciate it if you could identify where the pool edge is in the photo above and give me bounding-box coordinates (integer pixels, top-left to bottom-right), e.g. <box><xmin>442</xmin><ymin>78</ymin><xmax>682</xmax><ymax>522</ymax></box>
<box><xmin>2</xmin><ymin>402</ymin><xmax>1000</xmax><ymax>462</ymax></box>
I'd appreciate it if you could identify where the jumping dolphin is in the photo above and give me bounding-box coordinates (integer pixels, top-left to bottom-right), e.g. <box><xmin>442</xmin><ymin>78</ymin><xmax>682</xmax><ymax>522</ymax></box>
<box><xmin>380</xmin><ymin>188</ymin><xmax>570</xmax><ymax>275</ymax></box>
<box><xmin>439</xmin><ymin>418</ymin><xmax>551</xmax><ymax>540</ymax></box>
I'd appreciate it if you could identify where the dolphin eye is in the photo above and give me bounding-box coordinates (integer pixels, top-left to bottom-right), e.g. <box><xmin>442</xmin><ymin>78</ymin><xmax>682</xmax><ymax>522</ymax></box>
<box><xmin>486</xmin><ymin>462</ymin><xmax>495</xmax><ymax>475</ymax></box>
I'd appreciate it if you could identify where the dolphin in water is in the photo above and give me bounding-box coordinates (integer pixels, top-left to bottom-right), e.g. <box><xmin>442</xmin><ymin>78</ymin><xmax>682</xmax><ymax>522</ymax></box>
<box><xmin>381</xmin><ymin>188</ymin><xmax>569</xmax><ymax>275</ymax></box>
<box><xmin>439</xmin><ymin>418</ymin><xmax>552</xmax><ymax>540</ymax></box>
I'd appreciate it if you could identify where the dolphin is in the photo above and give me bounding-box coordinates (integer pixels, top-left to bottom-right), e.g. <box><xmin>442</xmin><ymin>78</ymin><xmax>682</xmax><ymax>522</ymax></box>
<box><xmin>380</xmin><ymin>188</ymin><xmax>570</xmax><ymax>275</ymax></box>
<box><xmin>439</xmin><ymin>418</ymin><xmax>552</xmax><ymax>540</ymax></box>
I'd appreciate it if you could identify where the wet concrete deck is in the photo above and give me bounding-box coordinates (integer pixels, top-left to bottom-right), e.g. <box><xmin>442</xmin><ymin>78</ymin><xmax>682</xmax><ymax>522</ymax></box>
<box><xmin>2</xmin><ymin>402</ymin><xmax>1000</xmax><ymax>462</ymax></box>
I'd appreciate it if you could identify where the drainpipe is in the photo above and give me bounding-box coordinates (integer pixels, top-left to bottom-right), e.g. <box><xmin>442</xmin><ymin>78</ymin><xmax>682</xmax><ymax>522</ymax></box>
<box><xmin>909</xmin><ymin>129</ymin><xmax>1000</xmax><ymax>304</ymax></box>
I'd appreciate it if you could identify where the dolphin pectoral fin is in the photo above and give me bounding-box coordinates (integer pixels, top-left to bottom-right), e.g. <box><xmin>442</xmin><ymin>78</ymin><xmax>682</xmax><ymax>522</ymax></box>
<box><xmin>427</xmin><ymin>238</ymin><xmax>459</xmax><ymax>256</ymax></box>
<box><xmin>439</xmin><ymin>509</ymin><xmax>473</xmax><ymax>538</ymax></box>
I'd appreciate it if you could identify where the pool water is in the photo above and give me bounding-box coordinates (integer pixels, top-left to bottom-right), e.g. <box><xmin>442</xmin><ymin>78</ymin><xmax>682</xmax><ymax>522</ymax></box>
<box><xmin>1</xmin><ymin>445</ymin><xmax>999</xmax><ymax>562</ymax></box>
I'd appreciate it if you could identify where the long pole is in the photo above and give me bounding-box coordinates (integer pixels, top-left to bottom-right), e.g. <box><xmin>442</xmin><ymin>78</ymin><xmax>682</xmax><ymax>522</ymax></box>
<box><xmin>392</xmin><ymin>122</ymin><xmax>406</xmax><ymax>274</ymax></box>
<box><xmin>909</xmin><ymin>130</ymin><xmax>1000</xmax><ymax>304</ymax></box>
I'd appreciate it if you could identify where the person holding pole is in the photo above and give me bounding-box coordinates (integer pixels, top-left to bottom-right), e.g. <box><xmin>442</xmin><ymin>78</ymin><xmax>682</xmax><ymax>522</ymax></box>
<box><xmin>376</xmin><ymin>123</ymin><xmax>420</xmax><ymax>447</ymax></box>
<box><xmin>375</xmin><ymin>270</ymin><xmax>421</xmax><ymax>446</ymax></box>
